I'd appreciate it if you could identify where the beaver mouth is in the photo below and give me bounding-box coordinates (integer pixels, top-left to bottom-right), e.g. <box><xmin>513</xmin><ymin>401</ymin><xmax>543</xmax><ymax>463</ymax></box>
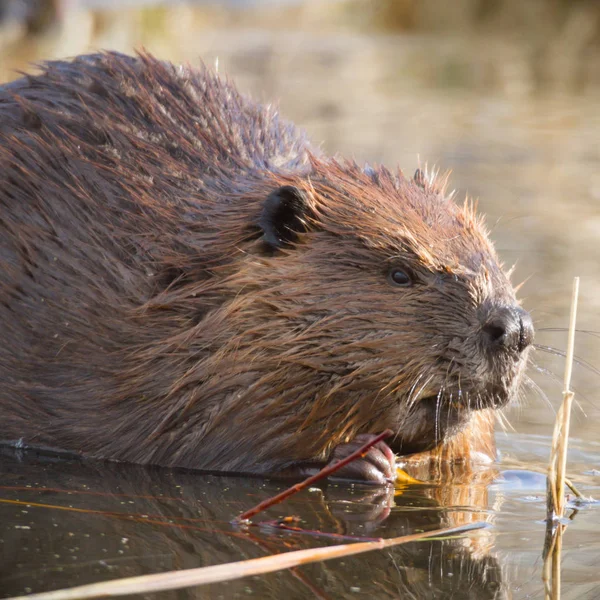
<box><xmin>387</xmin><ymin>395</ymin><xmax>469</xmax><ymax>455</ymax></box>
<box><xmin>422</xmin><ymin>381</ymin><xmax>512</xmax><ymax>411</ymax></box>
<box><xmin>386</xmin><ymin>384</ymin><xmax>511</xmax><ymax>456</ymax></box>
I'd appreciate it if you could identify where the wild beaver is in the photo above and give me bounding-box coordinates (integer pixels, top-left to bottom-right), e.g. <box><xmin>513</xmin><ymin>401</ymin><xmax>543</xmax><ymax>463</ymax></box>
<box><xmin>0</xmin><ymin>52</ymin><xmax>533</xmax><ymax>484</ymax></box>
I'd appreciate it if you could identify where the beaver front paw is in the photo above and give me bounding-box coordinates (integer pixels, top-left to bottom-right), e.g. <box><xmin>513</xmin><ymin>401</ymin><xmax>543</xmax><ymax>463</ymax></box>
<box><xmin>328</xmin><ymin>434</ymin><xmax>397</xmax><ymax>485</ymax></box>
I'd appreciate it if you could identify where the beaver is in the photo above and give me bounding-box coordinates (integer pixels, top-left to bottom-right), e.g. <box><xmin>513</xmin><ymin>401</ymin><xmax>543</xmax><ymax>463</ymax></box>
<box><xmin>0</xmin><ymin>52</ymin><xmax>533</xmax><ymax>484</ymax></box>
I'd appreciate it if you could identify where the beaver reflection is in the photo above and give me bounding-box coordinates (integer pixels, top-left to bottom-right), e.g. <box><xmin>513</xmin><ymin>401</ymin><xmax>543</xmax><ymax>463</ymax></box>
<box><xmin>0</xmin><ymin>52</ymin><xmax>533</xmax><ymax>483</ymax></box>
<box><xmin>0</xmin><ymin>449</ymin><xmax>507</xmax><ymax>599</ymax></box>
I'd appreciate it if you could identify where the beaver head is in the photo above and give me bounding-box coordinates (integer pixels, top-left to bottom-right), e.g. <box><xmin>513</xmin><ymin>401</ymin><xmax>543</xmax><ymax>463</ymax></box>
<box><xmin>167</xmin><ymin>163</ymin><xmax>533</xmax><ymax>473</ymax></box>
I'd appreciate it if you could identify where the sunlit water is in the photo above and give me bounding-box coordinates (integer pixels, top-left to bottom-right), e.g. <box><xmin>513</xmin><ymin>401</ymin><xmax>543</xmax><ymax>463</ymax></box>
<box><xmin>2</xmin><ymin>445</ymin><xmax>600</xmax><ymax>599</ymax></box>
<box><xmin>1</xmin><ymin>3</ymin><xmax>599</xmax><ymax>598</ymax></box>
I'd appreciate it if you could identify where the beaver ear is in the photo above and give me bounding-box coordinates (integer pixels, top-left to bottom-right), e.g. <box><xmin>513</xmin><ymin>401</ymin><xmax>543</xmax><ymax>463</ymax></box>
<box><xmin>259</xmin><ymin>185</ymin><xmax>310</xmax><ymax>249</ymax></box>
<box><xmin>413</xmin><ymin>169</ymin><xmax>426</xmax><ymax>188</ymax></box>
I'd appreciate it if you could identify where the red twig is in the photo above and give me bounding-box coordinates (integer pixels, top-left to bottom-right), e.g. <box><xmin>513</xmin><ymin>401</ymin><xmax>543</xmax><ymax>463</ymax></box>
<box><xmin>233</xmin><ymin>429</ymin><xmax>393</xmax><ymax>523</ymax></box>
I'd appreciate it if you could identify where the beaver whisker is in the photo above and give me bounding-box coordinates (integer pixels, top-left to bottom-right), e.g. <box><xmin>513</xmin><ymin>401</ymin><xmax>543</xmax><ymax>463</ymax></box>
<box><xmin>495</xmin><ymin>408</ymin><xmax>514</xmax><ymax>434</ymax></box>
<box><xmin>456</xmin><ymin>373</ymin><xmax>464</xmax><ymax>406</ymax></box>
<box><xmin>537</xmin><ymin>327</ymin><xmax>600</xmax><ymax>338</ymax></box>
<box><xmin>408</xmin><ymin>373</ymin><xmax>425</xmax><ymax>406</ymax></box>
<box><xmin>434</xmin><ymin>389</ymin><xmax>444</xmax><ymax>446</ymax></box>
<box><xmin>520</xmin><ymin>370</ymin><xmax>554</xmax><ymax>411</ymax></box>
<box><xmin>512</xmin><ymin>386</ymin><xmax>528</xmax><ymax>414</ymax></box>
<box><xmin>534</xmin><ymin>344</ymin><xmax>600</xmax><ymax>378</ymax></box>
<box><xmin>406</xmin><ymin>373</ymin><xmax>434</xmax><ymax>408</ymax></box>
<box><xmin>527</xmin><ymin>362</ymin><xmax>594</xmax><ymax>413</ymax></box>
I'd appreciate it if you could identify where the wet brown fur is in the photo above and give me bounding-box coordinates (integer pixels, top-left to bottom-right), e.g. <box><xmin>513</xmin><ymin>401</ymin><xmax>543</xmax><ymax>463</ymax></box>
<box><xmin>0</xmin><ymin>52</ymin><xmax>528</xmax><ymax>475</ymax></box>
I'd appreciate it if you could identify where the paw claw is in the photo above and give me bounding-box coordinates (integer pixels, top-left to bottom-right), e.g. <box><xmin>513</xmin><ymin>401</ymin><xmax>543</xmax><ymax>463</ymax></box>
<box><xmin>328</xmin><ymin>434</ymin><xmax>397</xmax><ymax>485</ymax></box>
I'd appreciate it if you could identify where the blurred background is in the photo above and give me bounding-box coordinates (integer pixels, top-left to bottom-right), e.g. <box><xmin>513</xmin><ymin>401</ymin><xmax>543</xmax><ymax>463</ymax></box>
<box><xmin>1</xmin><ymin>0</ymin><xmax>599</xmax><ymax>453</ymax></box>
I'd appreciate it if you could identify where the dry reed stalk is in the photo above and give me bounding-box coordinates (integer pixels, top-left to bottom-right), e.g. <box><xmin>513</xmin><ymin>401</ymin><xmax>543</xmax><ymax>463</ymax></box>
<box><xmin>546</xmin><ymin>277</ymin><xmax>579</xmax><ymax>519</ymax></box>
<box><xmin>543</xmin><ymin>277</ymin><xmax>579</xmax><ymax>600</ymax></box>
<box><xmin>542</xmin><ymin>524</ymin><xmax>563</xmax><ymax>600</ymax></box>
<box><xmin>5</xmin><ymin>522</ymin><xmax>487</xmax><ymax>600</ymax></box>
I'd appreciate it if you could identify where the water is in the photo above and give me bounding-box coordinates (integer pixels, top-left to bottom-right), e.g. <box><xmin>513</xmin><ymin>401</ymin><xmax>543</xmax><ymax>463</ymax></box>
<box><xmin>2</xmin><ymin>445</ymin><xmax>600</xmax><ymax>599</ymax></box>
<box><xmin>1</xmin><ymin>2</ymin><xmax>600</xmax><ymax>598</ymax></box>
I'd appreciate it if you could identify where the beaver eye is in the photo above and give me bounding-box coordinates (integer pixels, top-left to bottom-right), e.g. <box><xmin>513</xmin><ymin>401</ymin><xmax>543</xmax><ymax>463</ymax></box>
<box><xmin>388</xmin><ymin>268</ymin><xmax>413</xmax><ymax>287</ymax></box>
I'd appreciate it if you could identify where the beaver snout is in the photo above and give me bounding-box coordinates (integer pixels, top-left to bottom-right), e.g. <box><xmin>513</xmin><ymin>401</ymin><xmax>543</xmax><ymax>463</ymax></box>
<box><xmin>481</xmin><ymin>305</ymin><xmax>534</xmax><ymax>356</ymax></box>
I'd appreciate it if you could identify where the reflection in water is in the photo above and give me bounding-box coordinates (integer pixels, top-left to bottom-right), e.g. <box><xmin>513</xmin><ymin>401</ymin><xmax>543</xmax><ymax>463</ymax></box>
<box><xmin>0</xmin><ymin>449</ymin><xmax>505</xmax><ymax>599</ymax></box>
<box><xmin>3</xmin><ymin>446</ymin><xmax>595</xmax><ymax>598</ymax></box>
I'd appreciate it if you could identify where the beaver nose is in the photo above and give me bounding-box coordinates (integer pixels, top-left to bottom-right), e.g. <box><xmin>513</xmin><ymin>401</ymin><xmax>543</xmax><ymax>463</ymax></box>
<box><xmin>481</xmin><ymin>306</ymin><xmax>534</xmax><ymax>355</ymax></box>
